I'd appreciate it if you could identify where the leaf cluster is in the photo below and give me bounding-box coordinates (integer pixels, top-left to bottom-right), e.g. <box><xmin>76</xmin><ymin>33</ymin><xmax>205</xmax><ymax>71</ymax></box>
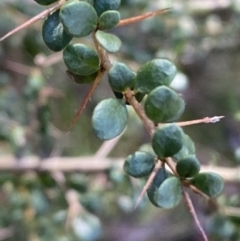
<box><xmin>35</xmin><ymin>0</ymin><xmax>225</xmax><ymax>211</ymax></box>
<box><xmin>0</xmin><ymin>0</ymin><xmax>231</xmax><ymax>240</ymax></box>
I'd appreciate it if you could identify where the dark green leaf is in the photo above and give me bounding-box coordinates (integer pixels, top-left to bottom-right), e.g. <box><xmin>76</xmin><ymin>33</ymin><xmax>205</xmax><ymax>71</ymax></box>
<box><xmin>152</xmin><ymin>124</ymin><xmax>183</xmax><ymax>158</ymax></box>
<box><xmin>94</xmin><ymin>0</ymin><xmax>121</xmax><ymax>16</ymax></box>
<box><xmin>98</xmin><ymin>10</ymin><xmax>120</xmax><ymax>30</ymax></box>
<box><xmin>60</xmin><ymin>1</ymin><xmax>98</xmax><ymax>37</ymax></box>
<box><xmin>144</xmin><ymin>86</ymin><xmax>185</xmax><ymax>123</ymax></box>
<box><xmin>173</xmin><ymin>133</ymin><xmax>196</xmax><ymax>161</ymax></box>
<box><xmin>34</xmin><ymin>0</ymin><xmax>57</xmax><ymax>5</ymax></box>
<box><xmin>191</xmin><ymin>172</ymin><xmax>224</xmax><ymax>197</ymax></box>
<box><xmin>123</xmin><ymin>151</ymin><xmax>155</xmax><ymax>178</ymax></box>
<box><xmin>37</xmin><ymin>104</ymin><xmax>51</xmax><ymax>134</ymax></box>
<box><xmin>92</xmin><ymin>98</ymin><xmax>128</xmax><ymax>140</ymax></box>
<box><xmin>66</xmin><ymin>174</ymin><xmax>88</xmax><ymax>192</ymax></box>
<box><xmin>113</xmin><ymin>90</ymin><xmax>124</xmax><ymax>99</ymax></box>
<box><xmin>66</xmin><ymin>70</ymin><xmax>97</xmax><ymax>84</ymax></box>
<box><xmin>136</xmin><ymin>59</ymin><xmax>177</xmax><ymax>94</ymax></box>
<box><xmin>155</xmin><ymin>176</ymin><xmax>182</xmax><ymax>209</ymax></box>
<box><xmin>147</xmin><ymin>168</ymin><xmax>171</xmax><ymax>207</ymax></box>
<box><xmin>42</xmin><ymin>10</ymin><xmax>72</xmax><ymax>52</ymax></box>
<box><xmin>63</xmin><ymin>44</ymin><xmax>100</xmax><ymax>76</ymax></box>
<box><xmin>134</xmin><ymin>92</ymin><xmax>145</xmax><ymax>103</ymax></box>
<box><xmin>108</xmin><ymin>62</ymin><xmax>135</xmax><ymax>92</ymax></box>
<box><xmin>176</xmin><ymin>155</ymin><xmax>200</xmax><ymax>178</ymax></box>
<box><xmin>96</xmin><ymin>31</ymin><xmax>122</xmax><ymax>53</ymax></box>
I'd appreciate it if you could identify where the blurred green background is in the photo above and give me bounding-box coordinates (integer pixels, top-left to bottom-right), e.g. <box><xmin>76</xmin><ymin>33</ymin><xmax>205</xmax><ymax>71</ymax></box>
<box><xmin>0</xmin><ymin>0</ymin><xmax>240</xmax><ymax>240</ymax></box>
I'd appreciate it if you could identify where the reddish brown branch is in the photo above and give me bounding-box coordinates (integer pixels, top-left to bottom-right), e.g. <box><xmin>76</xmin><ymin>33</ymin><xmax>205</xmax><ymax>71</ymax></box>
<box><xmin>134</xmin><ymin>160</ymin><xmax>162</xmax><ymax>209</ymax></box>
<box><xmin>67</xmin><ymin>69</ymin><xmax>105</xmax><ymax>132</ymax></box>
<box><xmin>117</xmin><ymin>8</ymin><xmax>170</xmax><ymax>27</ymax></box>
<box><xmin>125</xmin><ymin>89</ymin><xmax>155</xmax><ymax>135</ymax></box>
<box><xmin>0</xmin><ymin>1</ymin><xmax>65</xmax><ymax>41</ymax></box>
<box><xmin>174</xmin><ymin>116</ymin><xmax>225</xmax><ymax>127</ymax></box>
<box><xmin>182</xmin><ymin>189</ymin><xmax>209</xmax><ymax>241</ymax></box>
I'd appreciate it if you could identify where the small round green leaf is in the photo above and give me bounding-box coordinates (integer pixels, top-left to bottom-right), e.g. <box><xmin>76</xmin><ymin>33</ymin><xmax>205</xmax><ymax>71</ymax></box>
<box><xmin>152</xmin><ymin>124</ymin><xmax>183</xmax><ymax>158</ymax></box>
<box><xmin>191</xmin><ymin>172</ymin><xmax>224</xmax><ymax>197</ymax></box>
<box><xmin>92</xmin><ymin>98</ymin><xmax>128</xmax><ymax>140</ymax></box>
<box><xmin>60</xmin><ymin>1</ymin><xmax>98</xmax><ymax>37</ymax></box>
<box><xmin>66</xmin><ymin>70</ymin><xmax>97</xmax><ymax>84</ymax></box>
<box><xmin>94</xmin><ymin>0</ymin><xmax>121</xmax><ymax>16</ymax></box>
<box><xmin>176</xmin><ymin>155</ymin><xmax>200</xmax><ymax>178</ymax></box>
<box><xmin>144</xmin><ymin>86</ymin><xmax>185</xmax><ymax>123</ymax></box>
<box><xmin>108</xmin><ymin>62</ymin><xmax>135</xmax><ymax>92</ymax></box>
<box><xmin>63</xmin><ymin>44</ymin><xmax>100</xmax><ymax>76</ymax></box>
<box><xmin>96</xmin><ymin>31</ymin><xmax>122</xmax><ymax>53</ymax></box>
<box><xmin>34</xmin><ymin>0</ymin><xmax>57</xmax><ymax>5</ymax></box>
<box><xmin>155</xmin><ymin>176</ymin><xmax>182</xmax><ymax>209</ymax></box>
<box><xmin>173</xmin><ymin>134</ymin><xmax>196</xmax><ymax>161</ymax></box>
<box><xmin>98</xmin><ymin>10</ymin><xmax>120</xmax><ymax>30</ymax></box>
<box><xmin>42</xmin><ymin>10</ymin><xmax>72</xmax><ymax>52</ymax></box>
<box><xmin>123</xmin><ymin>151</ymin><xmax>155</xmax><ymax>178</ymax></box>
<box><xmin>136</xmin><ymin>59</ymin><xmax>177</xmax><ymax>94</ymax></box>
<box><xmin>147</xmin><ymin>168</ymin><xmax>171</xmax><ymax>207</ymax></box>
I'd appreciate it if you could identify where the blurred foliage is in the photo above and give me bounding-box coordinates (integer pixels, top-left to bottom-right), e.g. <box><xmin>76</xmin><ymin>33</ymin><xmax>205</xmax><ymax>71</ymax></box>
<box><xmin>0</xmin><ymin>0</ymin><xmax>240</xmax><ymax>240</ymax></box>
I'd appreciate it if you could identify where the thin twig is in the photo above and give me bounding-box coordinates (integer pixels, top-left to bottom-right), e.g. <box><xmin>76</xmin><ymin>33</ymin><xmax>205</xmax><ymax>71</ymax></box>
<box><xmin>173</xmin><ymin>116</ymin><xmax>225</xmax><ymax>127</ymax></box>
<box><xmin>0</xmin><ymin>0</ymin><xmax>65</xmax><ymax>41</ymax></box>
<box><xmin>125</xmin><ymin>89</ymin><xmax>155</xmax><ymax>135</ymax></box>
<box><xmin>34</xmin><ymin>52</ymin><xmax>63</xmax><ymax>67</ymax></box>
<box><xmin>164</xmin><ymin>157</ymin><xmax>178</xmax><ymax>175</ymax></box>
<box><xmin>134</xmin><ymin>160</ymin><xmax>162</xmax><ymax>209</ymax></box>
<box><xmin>117</xmin><ymin>8</ymin><xmax>170</xmax><ymax>27</ymax></box>
<box><xmin>92</xmin><ymin>31</ymin><xmax>112</xmax><ymax>71</ymax></box>
<box><xmin>182</xmin><ymin>189</ymin><xmax>209</xmax><ymax>241</ymax></box>
<box><xmin>67</xmin><ymin>69</ymin><xmax>105</xmax><ymax>133</ymax></box>
<box><xmin>183</xmin><ymin>181</ymin><xmax>210</xmax><ymax>200</ymax></box>
<box><xmin>65</xmin><ymin>189</ymin><xmax>83</xmax><ymax>228</ymax></box>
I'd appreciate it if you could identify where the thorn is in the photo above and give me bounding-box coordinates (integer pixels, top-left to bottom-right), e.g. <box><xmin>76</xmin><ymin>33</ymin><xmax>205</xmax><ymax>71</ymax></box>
<box><xmin>0</xmin><ymin>2</ymin><xmax>62</xmax><ymax>41</ymax></box>
<box><xmin>117</xmin><ymin>8</ymin><xmax>170</xmax><ymax>27</ymax></box>
<box><xmin>208</xmin><ymin>116</ymin><xmax>225</xmax><ymax>123</ymax></box>
<box><xmin>67</xmin><ymin>69</ymin><xmax>105</xmax><ymax>132</ymax></box>
<box><xmin>134</xmin><ymin>161</ymin><xmax>162</xmax><ymax>209</ymax></box>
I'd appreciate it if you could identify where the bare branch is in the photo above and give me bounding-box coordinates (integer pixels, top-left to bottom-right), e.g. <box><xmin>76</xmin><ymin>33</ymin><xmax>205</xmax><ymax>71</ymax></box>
<box><xmin>0</xmin><ymin>155</ymin><xmax>239</xmax><ymax>182</ymax></box>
